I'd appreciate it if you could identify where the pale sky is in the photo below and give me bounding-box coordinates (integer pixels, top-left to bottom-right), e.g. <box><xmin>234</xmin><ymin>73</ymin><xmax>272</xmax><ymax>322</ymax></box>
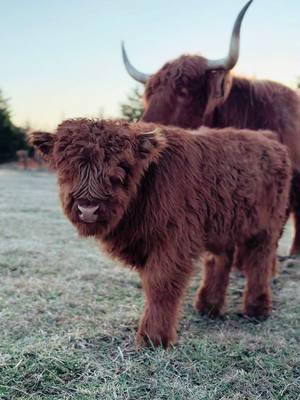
<box><xmin>1</xmin><ymin>0</ymin><xmax>300</xmax><ymax>131</ymax></box>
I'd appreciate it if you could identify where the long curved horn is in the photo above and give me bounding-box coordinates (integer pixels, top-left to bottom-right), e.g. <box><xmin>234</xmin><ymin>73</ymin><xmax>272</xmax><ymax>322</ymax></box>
<box><xmin>207</xmin><ymin>0</ymin><xmax>253</xmax><ymax>71</ymax></box>
<box><xmin>121</xmin><ymin>41</ymin><xmax>150</xmax><ymax>83</ymax></box>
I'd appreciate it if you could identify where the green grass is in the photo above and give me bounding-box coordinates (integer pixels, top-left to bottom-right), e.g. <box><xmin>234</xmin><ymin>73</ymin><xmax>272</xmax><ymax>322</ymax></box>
<box><xmin>0</xmin><ymin>169</ymin><xmax>299</xmax><ymax>399</ymax></box>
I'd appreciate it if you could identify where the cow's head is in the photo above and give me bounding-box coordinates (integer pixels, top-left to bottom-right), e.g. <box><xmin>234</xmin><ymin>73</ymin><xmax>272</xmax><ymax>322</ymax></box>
<box><xmin>122</xmin><ymin>0</ymin><xmax>253</xmax><ymax>128</ymax></box>
<box><xmin>30</xmin><ymin>119</ymin><xmax>165</xmax><ymax>237</ymax></box>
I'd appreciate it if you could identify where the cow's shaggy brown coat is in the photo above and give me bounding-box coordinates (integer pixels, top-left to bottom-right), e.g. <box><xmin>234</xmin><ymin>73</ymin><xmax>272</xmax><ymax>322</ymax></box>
<box><xmin>31</xmin><ymin>119</ymin><xmax>292</xmax><ymax>347</ymax></box>
<box><xmin>141</xmin><ymin>55</ymin><xmax>300</xmax><ymax>254</ymax></box>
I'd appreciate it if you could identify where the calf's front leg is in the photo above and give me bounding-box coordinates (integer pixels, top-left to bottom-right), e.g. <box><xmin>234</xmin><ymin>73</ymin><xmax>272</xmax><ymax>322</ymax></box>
<box><xmin>137</xmin><ymin>257</ymin><xmax>193</xmax><ymax>348</ymax></box>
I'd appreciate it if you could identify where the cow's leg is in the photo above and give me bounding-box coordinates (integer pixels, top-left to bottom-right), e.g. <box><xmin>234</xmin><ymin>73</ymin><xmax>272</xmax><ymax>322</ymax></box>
<box><xmin>238</xmin><ymin>233</ymin><xmax>274</xmax><ymax>318</ymax></box>
<box><xmin>290</xmin><ymin>208</ymin><xmax>300</xmax><ymax>255</ymax></box>
<box><xmin>137</xmin><ymin>257</ymin><xmax>193</xmax><ymax>348</ymax></box>
<box><xmin>290</xmin><ymin>173</ymin><xmax>300</xmax><ymax>255</ymax></box>
<box><xmin>194</xmin><ymin>250</ymin><xmax>234</xmax><ymax>317</ymax></box>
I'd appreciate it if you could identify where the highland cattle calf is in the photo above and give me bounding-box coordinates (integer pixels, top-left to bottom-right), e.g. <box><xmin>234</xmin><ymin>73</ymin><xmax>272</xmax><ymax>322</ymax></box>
<box><xmin>122</xmin><ymin>0</ymin><xmax>300</xmax><ymax>254</ymax></box>
<box><xmin>31</xmin><ymin>119</ymin><xmax>291</xmax><ymax>347</ymax></box>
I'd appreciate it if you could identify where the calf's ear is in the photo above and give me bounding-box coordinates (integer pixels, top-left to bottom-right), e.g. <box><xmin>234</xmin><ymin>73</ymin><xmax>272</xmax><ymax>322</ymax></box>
<box><xmin>29</xmin><ymin>131</ymin><xmax>55</xmax><ymax>161</ymax></box>
<box><xmin>137</xmin><ymin>128</ymin><xmax>166</xmax><ymax>161</ymax></box>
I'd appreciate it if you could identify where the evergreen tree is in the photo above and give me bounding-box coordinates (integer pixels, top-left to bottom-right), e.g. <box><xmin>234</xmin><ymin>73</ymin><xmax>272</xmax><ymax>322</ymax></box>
<box><xmin>120</xmin><ymin>86</ymin><xmax>144</xmax><ymax>122</ymax></box>
<box><xmin>0</xmin><ymin>91</ymin><xmax>28</xmax><ymax>163</ymax></box>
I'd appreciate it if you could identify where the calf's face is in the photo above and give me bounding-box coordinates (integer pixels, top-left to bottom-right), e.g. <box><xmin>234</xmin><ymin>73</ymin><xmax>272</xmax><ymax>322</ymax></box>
<box><xmin>30</xmin><ymin>120</ymin><xmax>164</xmax><ymax>237</ymax></box>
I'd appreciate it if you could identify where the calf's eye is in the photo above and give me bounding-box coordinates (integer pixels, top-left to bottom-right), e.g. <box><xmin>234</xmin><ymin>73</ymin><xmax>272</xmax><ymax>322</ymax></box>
<box><xmin>178</xmin><ymin>88</ymin><xmax>189</xmax><ymax>98</ymax></box>
<box><xmin>110</xmin><ymin>176</ymin><xmax>124</xmax><ymax>186</ymax></box>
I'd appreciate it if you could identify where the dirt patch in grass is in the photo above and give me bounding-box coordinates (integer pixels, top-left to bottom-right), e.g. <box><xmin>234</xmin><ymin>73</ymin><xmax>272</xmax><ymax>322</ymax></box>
<box><xmin>0</xmin><ymin>169</ymin><xmax>299</xmax><ymax>399</ymax></box>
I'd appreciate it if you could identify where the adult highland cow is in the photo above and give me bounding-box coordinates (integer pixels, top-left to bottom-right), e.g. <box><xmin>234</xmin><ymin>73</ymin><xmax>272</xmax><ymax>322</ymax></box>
<box><xmin>122</xmin><ymin>0</ymin><xmax>300</xmax><ymax>254</ymax></box>
<box><xmin>31</xmin><ymin>118</ymin><xmax>291</xmax><ymax>347</ymax></box>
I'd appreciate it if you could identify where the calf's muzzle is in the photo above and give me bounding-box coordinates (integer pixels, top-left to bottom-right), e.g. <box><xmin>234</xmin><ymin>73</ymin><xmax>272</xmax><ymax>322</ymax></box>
<box><xmin>77</xmin><ymin>203</ymin><xmax>99</xmax><ymax>223</ymax></box>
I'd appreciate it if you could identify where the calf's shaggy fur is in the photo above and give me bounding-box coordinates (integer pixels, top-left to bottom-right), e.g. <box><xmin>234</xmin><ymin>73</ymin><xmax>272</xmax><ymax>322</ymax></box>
<box><xmin>31</xmin><ymin>119</ymin><xmax>291</xmax><ymax>347</ymax></box>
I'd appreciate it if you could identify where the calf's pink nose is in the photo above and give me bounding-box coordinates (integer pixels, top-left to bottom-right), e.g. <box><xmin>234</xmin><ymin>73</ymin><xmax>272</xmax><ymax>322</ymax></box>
<box><xmin>78</xmin><ymin>204</ymin><xmax>99</xmax><ymax>223</ymax></box>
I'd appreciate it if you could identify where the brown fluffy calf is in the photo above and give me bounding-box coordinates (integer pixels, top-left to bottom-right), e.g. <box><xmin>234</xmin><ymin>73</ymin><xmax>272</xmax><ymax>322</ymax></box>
<box><xmin>31</xmin><ymin>119</ymin><xmax>291</xmax><ymax>347</ymax></box>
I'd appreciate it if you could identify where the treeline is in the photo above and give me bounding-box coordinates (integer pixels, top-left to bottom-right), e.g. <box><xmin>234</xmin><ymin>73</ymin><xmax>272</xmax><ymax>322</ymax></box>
<box><xmin>120</xmin><ymin>86</ymin><xmax>144</xmax><ymax>122</ymax></box>
<box><xmin>0</xmin><ymin>91</ymin><xmax>29</xmax><ymax>163</ymax></box>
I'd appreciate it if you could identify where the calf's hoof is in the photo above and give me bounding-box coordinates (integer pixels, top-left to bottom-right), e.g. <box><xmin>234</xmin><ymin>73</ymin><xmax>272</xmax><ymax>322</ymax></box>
<box><xmin>244</xmin><ymin>294</ymin><xmax>272</xmax><ymax>320</ymax></box>
<box><xmin>136</xmin><ymin>326</ymin><xmax>176</xmax><ymax>348</ymax></box>
<box><xmin>194</xmin><ymin>292</ymin><xmax>223</xmax><ymax>318</ymax></box>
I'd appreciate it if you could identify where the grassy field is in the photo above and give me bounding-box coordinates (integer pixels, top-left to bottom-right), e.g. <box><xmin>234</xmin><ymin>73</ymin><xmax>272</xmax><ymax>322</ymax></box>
<box><xmin>0</xmin><ymin>167</ymin><xmax>299</xmax><ymax>400</ymax></box>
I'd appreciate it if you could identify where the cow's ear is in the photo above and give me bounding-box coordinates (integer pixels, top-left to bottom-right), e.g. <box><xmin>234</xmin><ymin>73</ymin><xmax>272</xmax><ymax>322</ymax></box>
<box><xmin>29</xmin><ymin>131</ymin><xmax>55</xmax><ymax>161</ymax></box>
<box><xmin>137</xmin><ymin>128</ymin><xmax>166</xmax><ymax>162</ymax></box>
<box><xmin>208</xmin><ymin>70</ymin><xmax>231</xmax><ymax>99</ymax></box>
<box><xmin>203</xmin><ymin>70</ymin><xmax>233</xmax><ymax>125</ymax></box>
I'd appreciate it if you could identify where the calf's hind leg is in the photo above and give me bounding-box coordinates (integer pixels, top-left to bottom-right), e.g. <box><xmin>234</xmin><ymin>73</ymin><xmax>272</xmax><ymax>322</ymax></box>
<box><xmin>194</xmin><ymin>250</ymin><xmax>234</xmax><ymax>317</ymax></box>
<box><xmin>237</xmin><ymin>232</ymin><xmax>275</xmax><ymax>318</ymax></box>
